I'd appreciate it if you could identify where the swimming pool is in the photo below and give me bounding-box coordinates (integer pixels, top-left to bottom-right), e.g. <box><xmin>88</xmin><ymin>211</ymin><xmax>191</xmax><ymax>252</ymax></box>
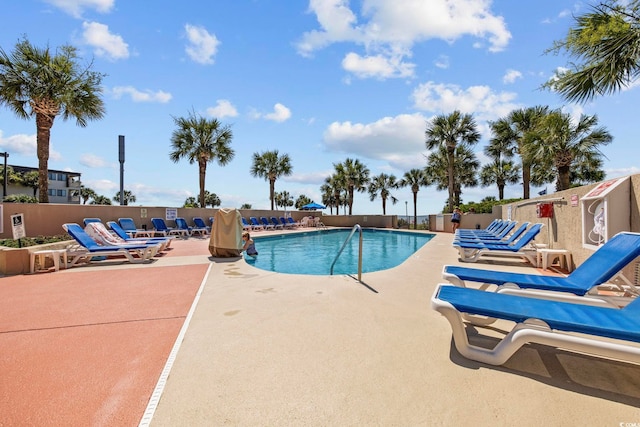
<box><xmin>245</xmin><ymin>228</ymin><xmax>435</xmax><ymax>275</ymax></box>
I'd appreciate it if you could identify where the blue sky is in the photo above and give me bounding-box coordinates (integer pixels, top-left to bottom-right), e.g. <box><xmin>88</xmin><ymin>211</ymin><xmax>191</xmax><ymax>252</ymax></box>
<box><xmin>1</xmin><ymin>0</ymin><xmax>639</xmax><ymax>216</ymax></box>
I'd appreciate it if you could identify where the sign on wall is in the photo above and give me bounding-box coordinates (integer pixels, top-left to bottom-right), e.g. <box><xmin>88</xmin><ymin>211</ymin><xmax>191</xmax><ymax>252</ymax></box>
<box><xmin>165</xmin><ymin>208</ymin><xmax>177</xmax><ymax>221</ymax></box>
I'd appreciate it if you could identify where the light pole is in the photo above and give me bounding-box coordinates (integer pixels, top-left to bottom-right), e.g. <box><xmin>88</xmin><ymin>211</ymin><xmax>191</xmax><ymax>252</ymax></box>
<box><xmin>0</xmin><ymin>152</ymin><xmax>8</xmax><ymax>199</ymax></box>
<box><xmin>405</xmin><ymin>200</ymin><xmax>408</xmax><ymax>226</ymax></box>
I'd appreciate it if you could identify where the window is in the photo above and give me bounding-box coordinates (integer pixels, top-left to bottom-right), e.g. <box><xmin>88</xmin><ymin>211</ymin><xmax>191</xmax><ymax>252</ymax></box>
<box><xmin>48</xmin><ymin>189</ymin><xmax>56</xmax><ymax>196</ymax></box>
<box><xmin>57</xmin><ymin>189</ymin><xmax>66</xmax><ymax>197</ymax></box>
<box><xmin>57</xmin><ymin>173</ymin><xmax>65</xmax><ymax>181</ymax></box>
<box><xmin>48</xmin><ymin>172</ymin><xmax>55</xmax><ymax>180</ymax></box>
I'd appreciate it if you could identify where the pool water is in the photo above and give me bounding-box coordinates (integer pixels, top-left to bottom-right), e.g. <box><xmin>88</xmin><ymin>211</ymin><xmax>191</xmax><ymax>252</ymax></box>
<box><xmin>245</xmin><ymin>228</ymin><xmax>435</xmax><ymax>275</ymax></box>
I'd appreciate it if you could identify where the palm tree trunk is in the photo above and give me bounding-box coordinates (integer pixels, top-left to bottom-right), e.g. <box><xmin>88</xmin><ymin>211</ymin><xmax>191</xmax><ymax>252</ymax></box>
<box><xmin>522</xmin><ymin>162</ymin><xmax>531</xmax><ymax>199</ymax></box>
<box><xmin>413</xmin><ymin>191</ymin><xmax>418</xmax><ymax>230</ymax></box>
<box><xmin>382</xmin><ymin>197</ymin><xmax>386</xmax><ymax>215</ymax></box>
<box><xmin>36</xmin><ymin>112</ymin><xmax>54</xmax><ymax>203</ymax></box>
<box><xmin>498</xmin><ymin>185</ymin><xmax>505</xmax><ymax>200</ymax></box>
<box><xmin>447</xmin><ymin>149</ymin><xmax>455</xmax><ymax>212</ymax></box>
<box><xmin>557</xmin><ymin>165</ymin><xmax>571</xmax><ymax>191</ymax></box>
<box><xmin>269</xmin><ymin>178</ymin><xmax>276</xmax><ymax>210</ymax></box>
<box><xmin>198</xmin><ymin>160</ymin><xmax>207</xmax><ymax>208</ymax></box>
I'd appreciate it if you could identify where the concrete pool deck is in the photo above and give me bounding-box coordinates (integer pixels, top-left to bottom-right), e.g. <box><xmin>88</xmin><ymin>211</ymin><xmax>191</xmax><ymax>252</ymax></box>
<box><xmin>1</xmin><ymin>228</ymin><xmax>639</xmax><ymax>425</ymax></box>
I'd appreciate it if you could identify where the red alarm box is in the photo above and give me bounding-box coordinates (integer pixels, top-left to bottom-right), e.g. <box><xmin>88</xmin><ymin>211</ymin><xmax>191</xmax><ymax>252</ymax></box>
<box><xmin>536</xmin><ymin>202</ymin><xmax>554</xmax><ymax>218</ymax></box>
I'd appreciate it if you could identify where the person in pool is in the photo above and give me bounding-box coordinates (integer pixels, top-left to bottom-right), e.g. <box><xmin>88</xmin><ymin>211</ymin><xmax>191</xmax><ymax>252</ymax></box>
<box><xmin>241</xmin><ymin>231</ymin><xmax>258</xmax><ymax>256</ymax></box>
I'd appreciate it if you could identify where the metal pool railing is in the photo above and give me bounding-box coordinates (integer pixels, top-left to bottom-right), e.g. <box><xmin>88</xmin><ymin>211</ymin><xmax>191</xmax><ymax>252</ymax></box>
<box><xmin>330</xmin><ymin>224</ymin><xmax>363</xmax><ymax>281</ymax></box>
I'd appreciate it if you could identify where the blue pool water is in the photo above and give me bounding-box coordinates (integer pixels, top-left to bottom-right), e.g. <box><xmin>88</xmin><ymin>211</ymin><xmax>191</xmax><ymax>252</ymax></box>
<box><xmin>245</xmin><ymin>228</ymin><xmax>435</xmax><ymax>275</ymax></box>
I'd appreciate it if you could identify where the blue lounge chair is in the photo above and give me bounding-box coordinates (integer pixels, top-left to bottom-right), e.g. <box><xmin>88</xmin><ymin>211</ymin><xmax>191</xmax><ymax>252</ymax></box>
<box><xmin>241</xmin><ymin>217</ymin><xmax>253</xmax><ymax>231</ymax></box>
<box><xmin>260</xmin><ymin>216</ymin><xmax>275</xmax><ymax>230</ymax></box>
<box><xmin>453</xmin><ymin>223</ymin><xmax>543</xmax><ymax>264</ymax></box>
<box><xmin>63</xmin><ymin>223</ymin><xmax>158</xmax><ymax>266</ymax></box>
<box><xmin>454</xmin><ymin>222</ymin><xmax>530</xmax><ymax>245</ymax></box>
<box><xmin>455</xmin><ymin>219</ymin><xmax>506</xmax><ymax>236</ymax></box>
<box><xmin>83</xmin><ymin>217</ymin><xmax>102</xmax><ymax>226</ymax></box>
<box><xmin>444</xmin><ymin>231</ymin><xmax>640</xmax><ymax>306</ymax></box>
<box><xmin>280</xmin><ymin>217</ymin><xmax>295</xmax><ymax>229</ymax></box>
<box><xmin>193</xmin><ymin>217</ymin><xmax>211</xmax><ymax>234</ymax></box>
<box><xmin>118</xmin><ymin>217</ymin><xmax>153</xmax><ymax>238</ymax></box>
<box><xmin>270</xmin><ymin>216</ymin><xmax>284</xmax><ymax>230</ymax></box>
<box><xmin>151</xmin><ymin>217</ymin><xmax>188</xmax><ymax>237</ymax></box>
<box><xmin>250</xmin><ymin>217</ymin><xmax>264</xmax><ymax>230</ymax></box>
<box><xmin>456</xmin><ymin>220</ymin><xmax>516</xmax><ymax>239</ymax></box>
<box><xmin>174</xmin><ymin>217</ymin><xmax>193</xmax><ymax>237</ymax></box>
<box><xmin>107</xmin><ymin>221</ymin><xmax>173</xmax><ymax>251</ymax></box>
<box><xmin>455</xmin><ymin>219</ymin><xmax>501</xmax><ymax>235</ymax></box>
<box><xmin>431</xmin><ymin>283</ymin><xmax>640</xmax><ymax>366</ymax></box>
<box><xmin>286</xmin><ymin>217</ymin><xmax>301</xmax><ymax>228</ymax></box>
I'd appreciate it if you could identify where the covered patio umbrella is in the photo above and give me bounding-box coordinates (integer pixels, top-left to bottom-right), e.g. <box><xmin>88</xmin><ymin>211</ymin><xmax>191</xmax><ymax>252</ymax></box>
<box><xmin>301</xmin><ymin>202</ymin><xmax>326</xmax><ymax>210</ymax></box>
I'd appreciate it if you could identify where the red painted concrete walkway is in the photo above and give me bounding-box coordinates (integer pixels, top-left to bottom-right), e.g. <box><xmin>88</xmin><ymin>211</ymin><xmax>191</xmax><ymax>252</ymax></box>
<box><xmin>0</xmin><ymin>243</ymin><xmax>209</xmax><ymax>426</ymax></box>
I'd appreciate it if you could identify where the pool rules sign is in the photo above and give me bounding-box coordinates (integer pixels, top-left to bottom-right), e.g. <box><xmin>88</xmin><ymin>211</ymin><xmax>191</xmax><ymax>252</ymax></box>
<box><xmin>11</xmin><ymin>213</ymin><xmax>26</xmax><ymax>240</ymax></box>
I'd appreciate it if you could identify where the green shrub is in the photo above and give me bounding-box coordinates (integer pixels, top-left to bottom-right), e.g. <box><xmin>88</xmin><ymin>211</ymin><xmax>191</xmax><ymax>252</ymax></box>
<box><xmin>0</xmin><ymin>234</ymin><xmax>70</xmax><ymax>248</ymax></box>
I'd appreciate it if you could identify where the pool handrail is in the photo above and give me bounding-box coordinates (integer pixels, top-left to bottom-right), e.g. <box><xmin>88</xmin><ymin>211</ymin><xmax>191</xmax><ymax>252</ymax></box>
<box><xmin>330</xmin><ymin>224</ymin><xmax>363</xmax><ymax>281</ymax></box>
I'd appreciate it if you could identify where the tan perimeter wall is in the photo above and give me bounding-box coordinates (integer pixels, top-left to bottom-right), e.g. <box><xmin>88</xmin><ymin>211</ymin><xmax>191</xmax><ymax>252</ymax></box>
<box><xmin>0</xmin><ymin>205</ymin><xmax>398</xmax><ymax>239</ymax></box>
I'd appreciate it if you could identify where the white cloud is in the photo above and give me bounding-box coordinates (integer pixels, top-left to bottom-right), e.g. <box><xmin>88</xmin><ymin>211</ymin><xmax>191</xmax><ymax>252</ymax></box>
<box><xmin>45</xmin><ymin>0</ymin><xmax>114</xmax><ymax>18</ymax></box>
<box><xmin>322</xmin><ymin>113</ymin><xmax>428</xmax><ymax>170</ymax></box>
<box><xmin>411</xmin><ymin>81</ymin><xmax>520</xmax><ymax>122</ymax></box>
<box><xmin>434</xmin><ymin>55</ymin><xmax>450</xmax><ymax>69</ymax></box>
<box><xmin>0</xmin><ymin>130</ymin><xmax>62</xmax><ymax>161</ymax></box>
<box><xmin>502</xmin><ymin>69</ymin><xmax>523</xmax><ymax>84</ymax></box>
<box><xmin>260</xmin><ymin>103</ymin><xmax>292</xmax><ymax>122</ymax></box>
<box><xmin>341</xmin><ymin>52</ymin><xmax>414</xmax><ymax>79</ymax></box>
<box><xmin>0</xmin><ymin>131</ymin><xmax>36</xmax><ymax>156</ymax></box>
<box><xmin>111</xmin><ymin>86</ymin><xmax>172</xmax><ymax>103</ymax></box>
<box><xmin>79</xmin><ymin>153</ymin><xmax>110</xmax><ymax>168</ymax></box>
<box><xmin>82</xmin><ymin>21</ymin><xmax>129</xmax><ymax>61</ymax></box>
<box><xmin>206</xmin><ymin>99</ymin><xmax>238</xmax><ymax>118</ymax></box>
<box><xmin>286</xmin><ymin>170</ymin><xmax>332</xmax><ymax>185</ymax></box>
<box><xmin>184</xmin><ymin>24</ymin><xmax>220</xmax><ymax>65</ymax></box>
<box><xmin>85</xmin><ymin>178</ymin><xmax>118</xmax><ymax>194</ymax></box>
<box><xmin>297</xmin><ymin>0</ymin><xmax>511</xmax><ymax>79</ymax></box>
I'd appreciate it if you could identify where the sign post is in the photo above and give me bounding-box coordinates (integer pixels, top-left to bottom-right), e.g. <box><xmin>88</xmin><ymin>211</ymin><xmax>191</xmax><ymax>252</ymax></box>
<box><xmin>11</xmin><ymin>213</ymin><xmax>25</xmax><ymax>247</ymax></box>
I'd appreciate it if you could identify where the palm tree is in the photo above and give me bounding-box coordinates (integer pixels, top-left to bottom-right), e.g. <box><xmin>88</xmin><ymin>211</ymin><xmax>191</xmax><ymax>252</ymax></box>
<box><xmin>20</xmin><ymin>170</ymin><xmax>39</xmax><ymax>197</ymax></box>
<box><xmin>0</xmin><ymin>38</ymin><xmax>105</xmax><ymax>202</ymax></box>
<box><xmin>479</xmin><ymin>159</ymin><xmax>520</xmax><ymax>200</ymax></box>
<box><xmin>368</xmin><ymin>173</ymin><xmax>399</xmax><ymax>215</ymax></box>
<box><xmin>250</xmin><ymin>150</ymin><xmax>292</xmax><ymax>210</ymax></box>
<box><xmin>425</xmin><ymin>111</ymin><xmax>480</xmax><ymax>212</ymax></box>
<box><xmin>425</xmin><ymin>143</ymin><xmax>479</xmax><ymax>210</ymax></box>
<box><xmin>333</xmin><ymin>158</ymin><xmax>370</xmax><ymax>215</ymax></box>
<box><xmin>90</xmin><ymin>195</ymin><xmax>111</xmax><ymax>205</ymax></box>
<box><xmin>113</xmin><ymin>190</ymin><xmax>136</xmax><ymax>206</ymax></box>
<box><xmin>0</xmin><ymin>165</ymin><xmax>23</xmax><ymax>187</ymax></box>
<box><xmin>183</xmin><ymin>196</ymin><xmax>199</xmax><ymax>208</ymax></box>
<box><xmin>322</xmin><ymin>175</ymin><xmax>344</xmax><ymax>215</ymax></box>
<box><xmin>544</xmin><ymin>1</ymin><xmax>640</xmax><ymax>103</ymax></box>
<box><xmin>275</xmin><ymin>191</ymin><xmax>294</xmax><ymax>211</ymax></box>
<box><xmin>240</xmin><ymin>203</ymin><xmax>252</xmax><ymax>209</ymax></box>
<box><xmin>531</xmin><ymin>110</ymin><xmax>612</xmax><ymax>191</ymax></box>
<box><xmin>295</xmin><ymin>195</ymin><xmax>312</xmax><ymax>209</ymax></box>
<box><xmin>170</xmin><ymin>111</ymin><xmax>234</xmax><ymax>208</ymax></box>
<box><xmin>204</xmin><ymin>190</ymin><xmax>221</xmax><ymax>207</ymax></box>
<box><xmin>399</xmin><ymin>168</ymin><xmax>429</xmax><ymax>229</ymax></box>
<box><xmin>76</xmin><ymin>186</ymin><xmax>97</xmax><ymax>204</ymax></box>
<box><xmin>490</xmin><ymin>106</ymin><xmax>548</xmax><ymax>199</ymax></box>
